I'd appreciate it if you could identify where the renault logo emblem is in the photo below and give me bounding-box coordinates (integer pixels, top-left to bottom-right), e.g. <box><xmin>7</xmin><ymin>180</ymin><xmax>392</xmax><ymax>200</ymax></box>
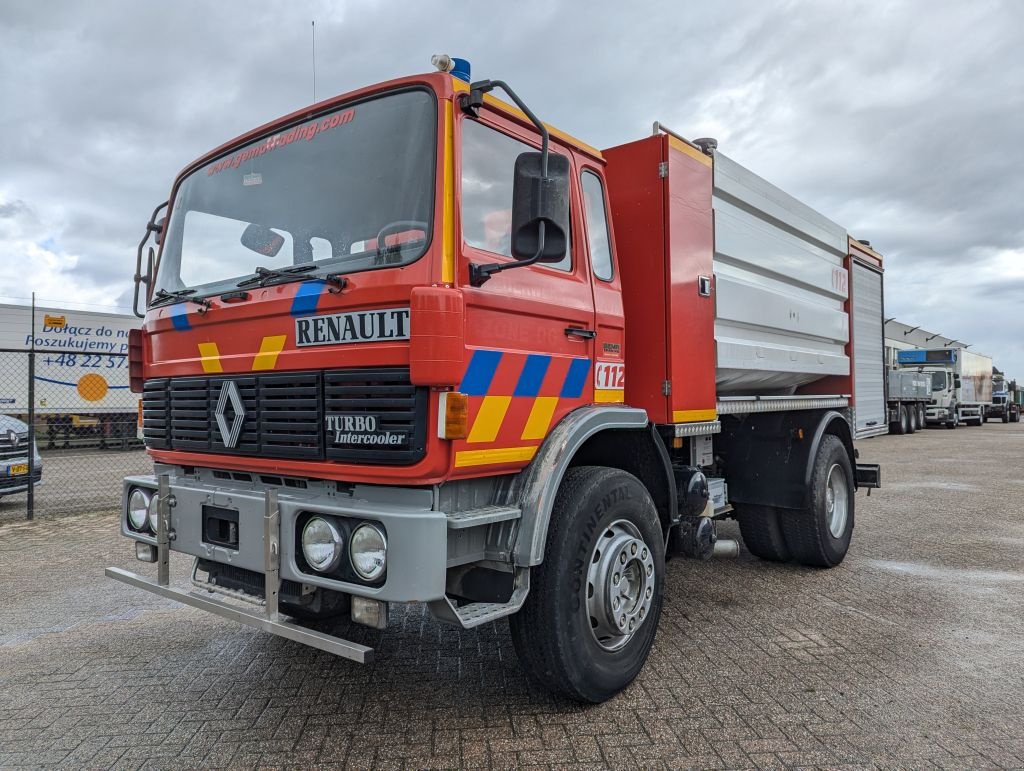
<box><xmin>214</xmin><ymin>381</ymin><xmax>246</xmax><ymax>448</ymax></box>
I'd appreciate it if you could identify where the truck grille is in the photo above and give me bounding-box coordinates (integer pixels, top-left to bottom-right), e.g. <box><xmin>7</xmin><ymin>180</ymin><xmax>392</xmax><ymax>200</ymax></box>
<box><xmin>142</xmin><ymin>368</ymin><xmax>425</xmax><ymax>465</ymax></box>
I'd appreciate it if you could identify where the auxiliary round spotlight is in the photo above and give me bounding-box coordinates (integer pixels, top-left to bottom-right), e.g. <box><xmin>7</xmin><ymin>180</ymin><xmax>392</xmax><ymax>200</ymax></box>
<box><xmin>301</xmin><ymin>517</ymin><xmax>344</xmax><ymax>572</ymax></box>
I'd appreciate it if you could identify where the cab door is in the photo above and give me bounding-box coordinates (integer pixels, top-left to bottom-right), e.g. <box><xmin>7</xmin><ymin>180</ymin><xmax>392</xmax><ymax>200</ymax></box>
<box><xmin>454</xmin><ymin>110</ymin><xmax>595</xmax><ymax>475</ymax></box>
<box><xmin>579</xmin><ymin>164</ymin><xmax>626</xmax><ymax>406</ymax></box>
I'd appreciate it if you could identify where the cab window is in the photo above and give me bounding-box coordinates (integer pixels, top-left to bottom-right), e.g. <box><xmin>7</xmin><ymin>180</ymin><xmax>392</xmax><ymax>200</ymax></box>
<box><xmin>581</xmin><ymin>170</ymin><xmax>613</xmax><ymax>281</ymax></box>
<box><xmin>461</xmin><ymin>119</ymin><xmax>571</xmax><ymax>272</ymax></box>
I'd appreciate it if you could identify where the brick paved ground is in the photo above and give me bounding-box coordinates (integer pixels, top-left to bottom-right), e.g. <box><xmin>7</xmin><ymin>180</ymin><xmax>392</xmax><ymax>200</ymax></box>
<box><xmin>1</xmin><ymin>424</ymin><xmax>1023</xmax><ymax>769</ymax></box>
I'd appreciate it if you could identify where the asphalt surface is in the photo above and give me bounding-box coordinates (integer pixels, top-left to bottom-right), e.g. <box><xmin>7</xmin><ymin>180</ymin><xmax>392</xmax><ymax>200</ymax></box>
<box><xmin>1</xmin><ymin>423</ymin><xmax>1023</xmax><ymax>769</ymax></box>
<box><xmin>0</xmin><ymin>449</ymin><xmax>150</xmax><ymax>522</ymax></box>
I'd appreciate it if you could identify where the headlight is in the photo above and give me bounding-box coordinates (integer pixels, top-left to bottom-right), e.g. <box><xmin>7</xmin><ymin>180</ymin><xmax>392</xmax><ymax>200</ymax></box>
<box><xmin>350</xmin><ymin>523</ymin><xmax>387</xmax><ymax>581</ymax></box>
<box><xmin>147</xmin><ymin>494</ymin><xmax>160</xmax><ymax>533</ymax></box>
<box><xmin>127</xmin><ymin>488</ymin><xmax>151</xmax><ymax>531</ymax></box>
<box><xmin>301</xmin><ymin>517</ymin><xmax>343</xmax><ymax>572</ymax></box>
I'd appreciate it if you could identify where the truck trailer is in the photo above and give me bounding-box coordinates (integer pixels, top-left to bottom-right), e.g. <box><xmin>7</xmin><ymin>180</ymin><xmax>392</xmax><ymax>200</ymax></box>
<box><xmin>987</xmin><ymin>372</ymin><xmax>1021</xmax><ymax>423</ymax></box>
<box><xmin>898</xmin><ymin>348</ymin><xmax>993</xmax><ymax>428</ymax></box>
<box><xmin>107</xmin><ymin>60</ymin><xmax>881</xmax><ymax>703</ymax></box>
<box><xmin>0</xmin><ymin>303</ymin><xmax>141</xmax><ymax>448</ymax></box>
<box><xmin>886</xmin><ymin>368</ymin><xmax>932</xmax><ymax>434</ymax></box>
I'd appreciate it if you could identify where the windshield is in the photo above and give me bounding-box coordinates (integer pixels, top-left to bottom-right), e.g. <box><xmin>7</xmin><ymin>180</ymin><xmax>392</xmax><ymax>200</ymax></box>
<box><xmin>155</xmin><ymin>89</ymin><xmax>436</xmax><ymax>299</ymax></box>
<box><xmin>931</xmin><ymin>371</ymin><xmax>947</xmax><ymax>391</ymax></box>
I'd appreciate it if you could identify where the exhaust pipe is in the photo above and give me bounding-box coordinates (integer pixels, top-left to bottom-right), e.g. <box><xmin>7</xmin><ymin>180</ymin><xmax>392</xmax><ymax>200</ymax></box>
<box><xmin>712</xmin><ymin>539</ymin><xmax>740</xmax><ymax>558</ymax></box>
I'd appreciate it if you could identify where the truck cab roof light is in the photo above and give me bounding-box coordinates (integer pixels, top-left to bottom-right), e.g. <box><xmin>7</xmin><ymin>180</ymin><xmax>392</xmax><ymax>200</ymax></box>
<box><xmin>430</xmin><ymin>54</ymin><xmax>471</xmax><ymax>83</ymax></box>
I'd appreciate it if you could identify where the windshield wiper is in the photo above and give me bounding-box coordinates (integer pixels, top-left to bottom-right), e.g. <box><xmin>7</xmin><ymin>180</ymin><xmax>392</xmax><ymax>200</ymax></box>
<box><xmin>150</xmin><ymin>288</ymin><xmax>211</xmax><ymax>311</ymax></box>
<box><xmin>236</xmin><ymin>264</ymin><xmax>317</xmax><ymax>288</ymax></box>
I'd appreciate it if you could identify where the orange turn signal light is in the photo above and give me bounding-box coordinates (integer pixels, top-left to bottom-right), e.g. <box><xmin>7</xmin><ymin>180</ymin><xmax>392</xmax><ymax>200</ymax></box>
<box><xmin>440</xmin><ymin>392</ymin><xmax>469</xmax><ymax>440</ymax></box>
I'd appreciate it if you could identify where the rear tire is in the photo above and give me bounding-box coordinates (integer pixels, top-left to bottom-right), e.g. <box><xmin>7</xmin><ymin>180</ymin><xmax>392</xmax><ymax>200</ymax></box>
<box><xmin>897</xmin><ymin>406</ymin><xmax>909</xmax><ymax>435</ymax></box>
<box><xmin>918</xmin><ymin>404</ymin><xmax>926</xmax><ymax>427</ymax></box>
<box><xmin>779</xmin><ymin>435</ymin><xmax>854</xmax><ymax>568</ymax></box>
<box><xmin>510</xmin><ymin>466</ymin><xmax>665</xmax><ymax>703</ymax></box>
<box><xmin>736</xmin><ymin>505</ymin><xmax>790</xmax><ymax>562</ymax></box>
<box><xmin>907</xmin><ymin>407</ymin><xmax>917</xmax><ymax>434</ymax></box>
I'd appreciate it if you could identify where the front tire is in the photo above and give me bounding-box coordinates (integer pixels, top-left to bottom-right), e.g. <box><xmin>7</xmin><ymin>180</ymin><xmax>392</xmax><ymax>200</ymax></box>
<box><xmin>510</xmin><ymin>466</ymin><xmax>665</xmax><ymax>703</ymax></box>
<box><xmin>779</xmin><ymin>435</ymin><xmax>855</xmax><ymax>568</ymax></box>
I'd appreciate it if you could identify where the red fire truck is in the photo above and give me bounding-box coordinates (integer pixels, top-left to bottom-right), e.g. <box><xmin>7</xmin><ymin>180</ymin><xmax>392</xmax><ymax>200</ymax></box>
<box><xmin>109</xmin><ymin>57</ymin><xmax>882</xmax><ymax>703</ymax></box>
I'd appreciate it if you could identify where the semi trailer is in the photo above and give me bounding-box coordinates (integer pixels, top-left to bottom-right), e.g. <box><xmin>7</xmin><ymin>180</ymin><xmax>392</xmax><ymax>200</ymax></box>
<box><xmin>107</xmin><ymin>58</ymin><xmax>881</xmax><ymax>703</ymax></box>
<box><xmin>886</xmin><ymin>368</ymin><xmax>932</xmax><ymax>434</ymax></box>
<box><xmin>898</xmin><ymin>348</ymin><xmax>993</xmax><ymax>428</ymax></box>
<box><xmin>987</xmin><ymin>373</ymin><xmax>1021</xmax><ymax>423</ymax></box>
<box><xmin>0</xmin><ymin>303</ymin><xmax>141</xmax><ymax>448</ymax></box>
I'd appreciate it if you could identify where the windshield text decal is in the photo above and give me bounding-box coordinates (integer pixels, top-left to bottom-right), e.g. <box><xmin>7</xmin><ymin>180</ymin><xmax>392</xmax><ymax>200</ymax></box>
<box><xmin>295</xmin><ymin>307</ymin><xmax>410</xmax><ymax>347</ymax></box>
<box><xmin>207</xmin><ymin>108</ymin><xmax>356</xmax><ymax>176</ymax></box>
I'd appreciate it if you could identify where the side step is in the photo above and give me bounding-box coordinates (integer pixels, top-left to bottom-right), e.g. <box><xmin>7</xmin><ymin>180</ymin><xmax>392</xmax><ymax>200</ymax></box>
<box><xmin>427</xmin><ymin>567</ymin><xmax>530</xmax><ymax>629</ymax></box>
<box><xmin>446</xmin><ymin>505</ymin><xmax>521</xmax><ymax>530</ymax></box>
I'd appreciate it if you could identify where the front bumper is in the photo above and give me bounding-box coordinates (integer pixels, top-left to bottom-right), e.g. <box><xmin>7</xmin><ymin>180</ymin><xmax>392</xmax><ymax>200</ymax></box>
<box><xmin>0</xmin><ymin>459</ymin><xmax>42</xmax><ymax>495</ymax></box>
<box><xmin>115</xmin><ymin>467</ymin><xmax>448</xmax><ymax>603</ymax></box>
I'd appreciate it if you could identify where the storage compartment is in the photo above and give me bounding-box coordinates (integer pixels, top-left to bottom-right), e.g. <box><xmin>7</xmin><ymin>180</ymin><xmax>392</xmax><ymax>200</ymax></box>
<box><xmin>605</xmin><ymin>131</ymin><xmax>876</xmax><ymax>424</ymax></box>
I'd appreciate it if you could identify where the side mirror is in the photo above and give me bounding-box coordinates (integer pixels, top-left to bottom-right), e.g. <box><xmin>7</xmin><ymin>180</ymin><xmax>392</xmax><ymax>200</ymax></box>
<box><xmin>240</xmin><ymin>223</ymin><xmax>285</xmax><ymax>257</ymax></box>
<box><xmin>954</xmin><ymin>375</ymin><xmax>962</xmax><ymax>388</ymax></box>
<box><xmin>510</xmin><ymin>151</ymin><xmax>570</xmax><ymax>262</ymax></box>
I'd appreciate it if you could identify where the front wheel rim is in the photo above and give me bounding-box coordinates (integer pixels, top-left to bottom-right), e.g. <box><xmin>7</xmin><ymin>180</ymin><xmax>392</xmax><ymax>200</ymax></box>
<box><xmin>586</xmin><ymin>519</ymin><xmax>656</xmax><ymax>651</ymax></box>
<box><xmin>825</xmin><ymin>463</ymin><xmax>850</xmax><ymax>538</ymax></box>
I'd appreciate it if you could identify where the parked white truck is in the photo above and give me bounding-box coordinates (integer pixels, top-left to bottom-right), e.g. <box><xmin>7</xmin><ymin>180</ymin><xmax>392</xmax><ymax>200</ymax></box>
<box><xmin>987</xmin><ymin>372</ymin><xmax>1021</xmax><ymax>423</ymax></box>
<box><xmin>897</xmin><ymin>348</ymin><xmax>993</xmax><ymax>428</ymax></box>
<box><xmin>0</xmin><ymin>303</ymin><xmax>140</xmax><ymax>448</ymax></box>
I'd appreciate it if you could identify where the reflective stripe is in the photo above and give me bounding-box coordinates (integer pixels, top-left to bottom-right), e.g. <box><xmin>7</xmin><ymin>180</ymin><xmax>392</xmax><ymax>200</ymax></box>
<box><xmin>252</xmin><ymin>335</ymin><xmax>287</xmax><ymax>371</ymax></box>
<box><xmin>513</xmin><ymin>354</ymin><xmax>551</xmax><ymax>397</ymax></box>
<box><xmin>290</xmin><ymin>281</ymin><xmax>324</xmax><ymax>317</ymax></box>
<box><xmin>594</xmin><ymin>388</ymin><xmax>625</xmax><ymax>403</ymax></box>
<box><xmin>170</xmin><ymin>304</ymin><xmax>191</xmax><ymax>331</ymax></box>
<box><xmin>672</xmin><ymin>408</ymin><xmax>718</xmax><ymax>422</ymax></box>
<box><xmin>467</xmin><ymin>395</ymin><xmax>511</xmax><ymax>443</ymax></box>
<box><xmin>460</xmin><ymin>349</ymin><xmax>503</xmax><ymax>396</ymax></box>
<box><xmin>560</xmin><ymin>358</ymin><xmax>591</xmax><ymax>398</ymax></box>
<box><xmin>197</xmin><ymin>342</ymin><xmax>223</xmax><ymax>373</ymax></box>
<box><xmin>455</xmin><ymin>446</ymin><xmax>538</xmax><ymax>468</ymax></box>
<box><xmin>521</xmin><ymin>396</ymin><xmax>558</xmax><ymax>440</ymax></box>
<box><xmin>441</xmin><ymin>103</ymin><xmax>455</xmax><ymax>284</ymax></box>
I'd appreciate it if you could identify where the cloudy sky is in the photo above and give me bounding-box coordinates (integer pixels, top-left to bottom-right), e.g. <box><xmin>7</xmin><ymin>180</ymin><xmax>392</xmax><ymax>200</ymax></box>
<box><xmin>1</xmin><ymin>0</ymin><xmax>1022</xmax><ymax>373</ymax></box>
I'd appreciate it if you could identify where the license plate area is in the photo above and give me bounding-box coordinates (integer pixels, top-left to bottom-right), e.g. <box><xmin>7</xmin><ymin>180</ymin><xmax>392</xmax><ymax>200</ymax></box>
<box><xmin>203</xmin><ymin>505</ymin><xmax>240</xmax><ymax>549</ymax></box>
<box><xmin>10</xmin><ymin>463</ymin><xmax>28</xmax><ymax>476</ymax></box>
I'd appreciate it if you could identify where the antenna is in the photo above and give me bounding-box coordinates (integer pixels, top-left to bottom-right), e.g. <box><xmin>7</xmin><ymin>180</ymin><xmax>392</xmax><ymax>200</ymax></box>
<box><xmin>311</xmin><ymin>20</ymin><xmax>317</xmax><ymax>104</ymax></box>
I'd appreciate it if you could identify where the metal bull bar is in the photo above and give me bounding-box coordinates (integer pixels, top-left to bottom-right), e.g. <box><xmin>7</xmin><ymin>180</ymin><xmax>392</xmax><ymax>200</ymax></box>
<box><xmin>105</xmin><ymin>475</ymin><xmax>374</xmax><ymax>663</ymax></box>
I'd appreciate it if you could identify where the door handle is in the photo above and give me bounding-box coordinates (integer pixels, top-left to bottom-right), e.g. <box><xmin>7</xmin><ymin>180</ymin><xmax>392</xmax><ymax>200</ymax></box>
<box><xmin>565</xmin><ymin>327</ymin><xmax>596</xmax><ymax>340</ymax></box>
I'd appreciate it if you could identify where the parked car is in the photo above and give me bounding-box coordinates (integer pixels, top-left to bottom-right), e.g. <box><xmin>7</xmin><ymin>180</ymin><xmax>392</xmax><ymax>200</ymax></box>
<box><xmin>0</xmin><ymin>415</ymin><xmax>42</xmax><ymax>497</ymax></box>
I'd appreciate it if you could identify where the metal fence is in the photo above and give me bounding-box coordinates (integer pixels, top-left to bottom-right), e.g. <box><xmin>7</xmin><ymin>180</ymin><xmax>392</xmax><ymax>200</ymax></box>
<box><xmin>0</xmin><ymin>349</ymin><xmax>150</xmax><ymax>521</ymax></box>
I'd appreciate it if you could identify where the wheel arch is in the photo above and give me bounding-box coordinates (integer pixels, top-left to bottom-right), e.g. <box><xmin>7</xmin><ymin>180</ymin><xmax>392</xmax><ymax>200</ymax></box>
<box><xmin>718</xmin><ymin>409</ymin><xmax>856</xmax><ymax>512</ymax></box>
<box><xmin>509</xmin><ymin>406</ymin><xmax>675</xmax><ymax>566</ymax></box>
